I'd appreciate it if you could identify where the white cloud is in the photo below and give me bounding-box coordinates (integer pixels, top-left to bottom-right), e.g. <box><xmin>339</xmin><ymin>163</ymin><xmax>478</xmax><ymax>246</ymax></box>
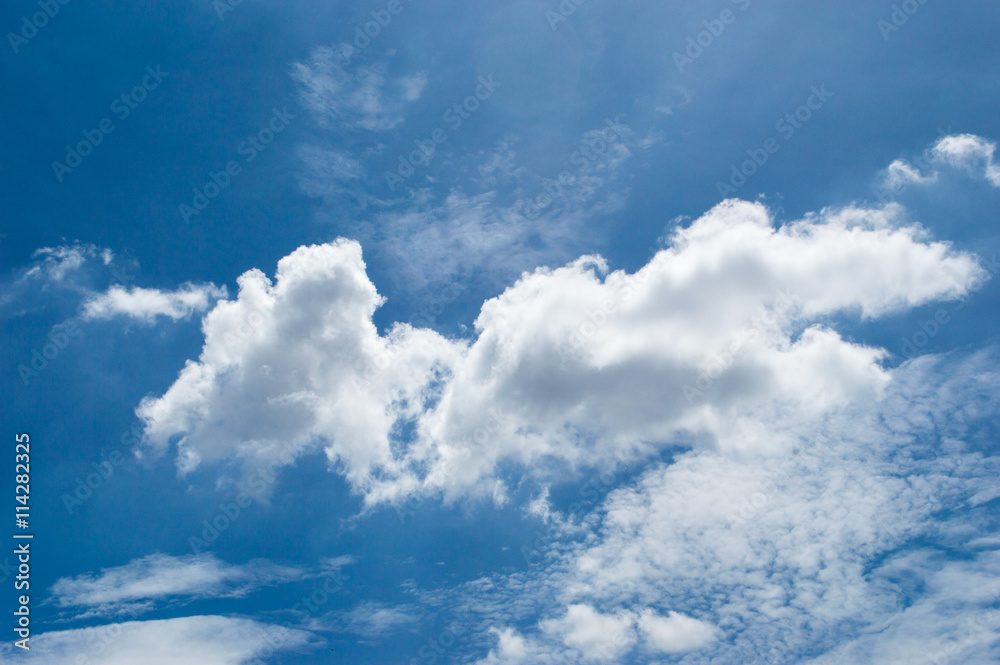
<box><xmin>540</xmin><ymin>604</ymin><xmax>636</xmax><ymax>661</ymax></box>
<box><xmin>7</xmin><ymin>244</ymin><xmax>123</xmax><ymax>296</ymax></box>
<box><xmin>135</xmin><ymin>199</ymin><xmax>986</xmax><ymax>506</ymax></box>
<box><xmin>884</xmin><ymin>158</ymin><xmax>938</xmax><ymax>189</ymax></box>
<box><xmin>880</xmin><ymin>133</ymin><xmax>1000</xmax><ymax>193</ymax></box>
<box><xmin>135</xmin><ymin>239</ymin><xmax>465</xmax><ymax>495</ymax></box>
<box><xmin>298</xmin><ymin>119</ymin><xmax>648</xmax><ymax>293</ymax></box>
<box><xmin>358</xmin><ymin>189</ymin><xmax>585</xmax><ymax>292</ymax></box>
<box><xmin>654</xmin><ymin>86</ymin><xmax>693</xmax><ymax>116</ymax></box>
<box><xmin>399</xmin><ymin>71</ymin><xmax>428</xmax><ymax>102</ymax></box>
<box><xmin>50</xmin><ymin>554</ymin><xmax>303</xmax><ymax>616</ymax></box>
<box><xmin>803</xmin><ymin>551</ymin><xmax>1000</xmax><ymax>665</ymax></box>
<box><xmin>336</xmin><ymin>602</ymin><xmax>421</xmax><ymax>638</ymax></box>
<box><xmin>0</xmin><ymin>243</ymin><xmax>143</xmax><ymax>321</ymax></box>
<box><xmin>297</xmin><ymin>145</ymin><xmax>367</xmax><ymax>208</ymax></box>
<box><xmin>1</xmin><ymin>244</ymin><xmax>104</xmax><ymax>310</ymax></box>
<box><xmin>440</xmin><ymin>350</ymin><xmax>1000</xmax><ymax>664</ymax></box>
<box><xmin>478</xmin><ymin>628</ymin><xmax>535</xmax><ymax>664</ymax></box>
<box><xmin>484</xmin><ymin>605</ymin><xmax>719</xmax><ymax>663</ymax></box>
<box><xmin>637</xmin><ymin>609</ymin><xmax>720</xmax><ymax>654</ymax></box>
<box><xmin>0</xmin><ymin>615</ymin><xmax>313</xmax><ymax>665</ymax></box>
<box><xmin>932</xmin><ymin>134</ymin><xmax>1000</xmax><ymax>186</ymax></box>
<box><xmin>82</xmin><ymin>283</ymin><xmax>227</xmax><ymax>323</ymax></box>
<box><xmin>291</xmin><ymin>43</ymin><xmax>426</xmax><ymax>131</ymax></box>
<box><xmin>25</xmin><ymin>245</ymin><xmax>93</xmax><ymax>282</ymax></box>
<box><xmin>6</xmin><ymin>244</ymin><xmax>140</xmax><ymax>293</ymax></box>
<box><xmin>321</xmin><ymin>554</ymin><xmax>357</xmax><ymax>570</ymax></box>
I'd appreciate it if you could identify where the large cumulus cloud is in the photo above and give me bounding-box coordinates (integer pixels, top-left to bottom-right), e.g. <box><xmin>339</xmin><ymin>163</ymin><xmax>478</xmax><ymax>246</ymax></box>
<box><xmin>136</xmin><ymin>198</ymin><xmax>986</xmax><ymax>505</ymax></box>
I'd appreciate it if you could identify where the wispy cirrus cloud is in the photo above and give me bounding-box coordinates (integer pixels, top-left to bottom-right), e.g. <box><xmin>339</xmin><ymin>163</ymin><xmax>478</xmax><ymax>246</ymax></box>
<box><xmin>0</xmin><ymin>615</ymin><xmax>315</xmax><ymax>665</ymax></box>
<box><xmin>50</xmin><ymin>553</ymin><xmax>305</xmax><ymax>617</ymax></box>
<box><xmin>291</xmin><ymin>43</ymin><xmax>427</xmax><ymax>132</ymax></box>
<box><xmin>335</xmin><ymin>601</ymin><xmax>422</xmax><ymax>639</ymax></box>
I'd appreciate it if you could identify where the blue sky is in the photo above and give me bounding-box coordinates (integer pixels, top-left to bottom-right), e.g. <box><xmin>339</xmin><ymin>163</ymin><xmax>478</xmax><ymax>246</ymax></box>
<box><xmin>2</xmin><ymin>1</ymin><xmax>1000</xmax><ymax>663</ymax></box>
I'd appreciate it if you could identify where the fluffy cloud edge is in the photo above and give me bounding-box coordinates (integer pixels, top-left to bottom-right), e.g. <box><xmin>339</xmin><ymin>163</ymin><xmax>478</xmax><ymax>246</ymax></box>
<box><xmin>879</xmin><ymin>133</ymin><xmax>1000</xmax><ymax>195</ymax></box>
<box><xmin>132</xmin><ymin>195</ymin><xmax>987</xmax><ymax>507</ymax></box>
<box><xmin>81</xmin><ymin>283</ymin><xmax>227</xmax><ymax>323</ymax></box>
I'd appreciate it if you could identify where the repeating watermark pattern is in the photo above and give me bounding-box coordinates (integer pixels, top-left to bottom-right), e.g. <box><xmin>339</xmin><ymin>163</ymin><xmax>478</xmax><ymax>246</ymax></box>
<box><xmin>383</xmin><ymin>75</ymin><xmax>502</xmax><ymax>192</ymax></box>
<box><xmin>172</xmin><ymin>282</ymin><xmax>471</xmax><ymax>544</ymax></box>
<box><xmin>555</xmin><ymin>262</ymin><xmax>655</xmax><ymax>366</ymax></box>
<box><xmin>188</xmin><ymin>444</ymin><xmax>296</xmax><ymax>554</ymax></box>
<box><xmin>408</xmin><ymin>282</ymin><xmax>464</xmax><ymax>329</ymax></box>
<box><xmin>715</xmin><ymin>85</ymin><xmax>833</xmax><ymax>197</ymax></box>
<box><xmin>213</xmin><ymin>0</ymin><xmax>244</xmax><ymax>21</ymax></box>
<box><xmin>106</xmin><ymin>248</ymin><xmax>141</xmax><ymax>287</ymax></box>
<box><xmin>352</xmin><ymin>283</ymin><xmax>464</xmax><ymax>391</ymax></box>
<box><xmin>673</xmin><ymin>0</ymin><xmax>751</xmax><ymax>73</ymax></box>
<box><xmin>919</xmin><ymin>588</ymin><xmax>1000</xmax><ymax>665</ymax></box>
<box><xmin>0</xmin><ymin>557</ymin><xmax>15</xmax><ymax>587</ymax></box>
<box><xmin>176</xmin><ymin>302</ymin><xmax>284</xmax><ymax>552</ymax></box>
<box><xmin>68</xmin><ymin>601</ymin><xmax>158</xmax><ymax>664</ymax></box>
<box><xmin>683</xmin><ymin>288</ymin><xmax>795</xmax><ymax>403</ymax></box>
<box><xmin>17</xmin><ymin>248</ymin><xmax>140</xmax><ymax>388</ymax></box>
<box><xmin>6</xmin><ymin>0</ymin><xmax>71</xmax><ymax>54</ymax></box>
<box><xmin>60</xmin><ymin>423</ymin><xmax>142</xmax><ymax>515</ymax></box>
<box><xmin>874</xmin><ymin>126</ymin><xmax>951</xmax><ymax>206</ymax></box>
<box><xmin>521</xmin><ymin>449</ymin><xmax>632</xmax><ymax>566</ymax></box>
<box><xmin>545</xmin><ymin>0</ymin><xmax>591</xmax><ymax>31</ymax></box>
<box><xmin>394</xmin><ymin>408</ymin><xmax>506</xmax><ymax>524</ymax></box>
<box><xmin>60</xmin><ymin>451</ymin><xmax>128</xmax><ymax>515</ymax></box>
<box><xmin>179</xmin><ymin>106</ymin><xmax>296</xmax><ymax>223</ymax></box>
<box><xmin>345</xmin><ymin>0</ymin><xmax>414</xmax><ymax>53</ymax></box>
<box><xmin>900</xmin><ymin>254</ymin><xmax>998</xmax><ymax>359</ymax></box>
<box><xmin>516</xmin><ymin>116</ymin><xmax>629</xmax><ymax>220</ymax></box>
<box><xmin>51</xmin><ymin>65</ymin><xmax>170</xmax><ymax>183</ymax></box>
<box><xmin>416</xmin><ymin>622</ymin><xmax>469</xmax><ymax>664</ymax></box>
<box><xmin>240</xmin><ymin>567</ymin><xmax>349</xmax><ymax>665</ymax></box>
<box><xmin>16</xmin><ymin>322</ymin><xmax>81</xmax><ymax>387</ymax></box>
<box><xmin>878</xmin><ymin>0</ymin><xmax>934</xmax><ymax>41</ymax></box>
<box><xmin>724</xmin><ymin>465</ymin><xmax>794</xmax><ymax>528</ymax></box>
<box><xmin>587</xmin><ymin>629</ymin><xmax>634</xmax><ymax>663</ymax></box>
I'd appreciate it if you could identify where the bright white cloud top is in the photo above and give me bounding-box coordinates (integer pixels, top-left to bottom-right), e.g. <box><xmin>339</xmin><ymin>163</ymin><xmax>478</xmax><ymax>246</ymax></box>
<box><xmin>136</xmin><ymin>196</ymin><xmax>987</xmax><ymax>510</ymax></box>
<box><xmin>882</xmin><ymin>133</ymin><xmax>1000</xmax><ymax>191</ymax></box>
<box><xmin>82</xmin><ymin>283</ymin><xmax>227</xmax><ymax>323</ymax></box>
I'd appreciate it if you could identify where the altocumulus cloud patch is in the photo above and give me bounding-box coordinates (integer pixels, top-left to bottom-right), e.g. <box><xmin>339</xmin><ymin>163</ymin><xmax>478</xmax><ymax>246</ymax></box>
<box><xmin>394</xmin><ymin>351</ymin><xmax>1000</xmax><ymax>665</ymax></box>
